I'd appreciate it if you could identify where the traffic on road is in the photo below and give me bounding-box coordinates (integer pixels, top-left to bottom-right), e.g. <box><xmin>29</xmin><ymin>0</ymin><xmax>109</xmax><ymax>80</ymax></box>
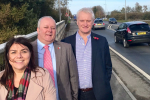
<box><xmin>92</xmin><ymin>20</ymin><xmax>150</xmax><ymax>76</ymax></box>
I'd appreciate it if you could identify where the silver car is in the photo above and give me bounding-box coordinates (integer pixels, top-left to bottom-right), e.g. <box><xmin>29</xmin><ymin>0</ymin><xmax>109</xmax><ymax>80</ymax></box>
<box><xmin>92</xmin><ymin>19</ymin><xmax>105</xmax><ymax>30</ymax></box>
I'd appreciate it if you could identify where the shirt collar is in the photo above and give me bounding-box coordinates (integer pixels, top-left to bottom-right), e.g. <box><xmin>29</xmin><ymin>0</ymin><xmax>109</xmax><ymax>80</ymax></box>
<box><xmin>37</xmin><ymin>39</ymin><xmax>54</xmax><ymax>50</ymax></box>
<box><xmin>76</xmin><ymin>31</ymin><xmax>91</xmax><ymax>40</ymax></box>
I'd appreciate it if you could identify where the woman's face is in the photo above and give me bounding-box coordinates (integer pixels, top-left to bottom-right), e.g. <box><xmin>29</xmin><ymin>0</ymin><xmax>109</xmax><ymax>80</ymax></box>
<box><xmin>8</xmin><ymin>43</ymin><xmax>31</xmax><ymax>72</ymax></box>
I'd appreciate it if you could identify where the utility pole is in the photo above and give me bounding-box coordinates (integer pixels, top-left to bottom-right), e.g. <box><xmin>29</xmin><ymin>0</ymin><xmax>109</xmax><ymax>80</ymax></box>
<box><xmin>66</xmin><ymin>1</ymin><xmax>69</xmax><ymax>21</ymax></box>
<box><xmin>125</xmin><ymin>0</ymin><xmax>127</xmax><ymax>21</ymax></box>
<box><xmin>105</xmin><ymin>0</ymin><xmax>106</xmax><ymax>19</ymax></box>
<box><xmin>58</xmin><ymin>0</ymin><xmax>61</xmax><ymax>21</ymax></box>
<box><xmin>68</xmin><ymin>9</ymin><xmax>69</xmax><ymax>20</ymax></box>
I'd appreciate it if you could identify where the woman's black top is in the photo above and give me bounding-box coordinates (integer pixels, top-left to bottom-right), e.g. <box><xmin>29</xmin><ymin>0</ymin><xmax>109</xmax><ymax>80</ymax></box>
<box><xmin>14</xmin><ymin>87</ymin><xmax>18</xmax><ymax>95</ymax></box>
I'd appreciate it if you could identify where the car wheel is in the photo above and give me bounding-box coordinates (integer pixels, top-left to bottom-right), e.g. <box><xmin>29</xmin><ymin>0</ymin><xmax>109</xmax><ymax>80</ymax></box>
<box><xmin>147</xmin><ymin>43</ymin><xmax>150</xmax><ymax>46</ymax></box>
<box><xmin>103</xmin><ymin>27</ymin><xmax>105</xmax><ymax>30</ymax></box>
<box><xmin>114</xmin><ymin>36</ymin><xmax>119</xmax><ymax>43</ymax></box>
<box><xmin>123</xmin><ymin>39</ymin><xmax>129</xmax><ymax>48</ymax></box>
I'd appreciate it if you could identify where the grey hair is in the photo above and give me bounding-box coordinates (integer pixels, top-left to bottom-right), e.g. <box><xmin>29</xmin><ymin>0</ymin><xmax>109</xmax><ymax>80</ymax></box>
<box><xmin>76</xmin><ymin>7</ymin><xmax>95</xmax><ymax>20</ymax></box>
<box><xmin>37</xmin><ymin>16</ymin><xmax>56</xmax><ymax>28</ymax></box>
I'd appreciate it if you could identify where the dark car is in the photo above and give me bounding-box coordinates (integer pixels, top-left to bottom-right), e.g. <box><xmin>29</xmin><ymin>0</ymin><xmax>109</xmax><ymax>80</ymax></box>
<box><xmin>114</xmin><ymin>21</ymin><xmax>150</xmax><ymax>48</ymax></box>
<box><xmin>95</xmin><ymin>18</ymin><xmax>101</xmax><ymax>20</ymax></box>
<box><xmin>109</xmin><ymin>18</ymin><xmax>117</xmax><ymax>24</ymax></box>
<box><xmin>92</xmin><ymin>19</ymin><xmax>105</xmax><ymax>30</ymax></box>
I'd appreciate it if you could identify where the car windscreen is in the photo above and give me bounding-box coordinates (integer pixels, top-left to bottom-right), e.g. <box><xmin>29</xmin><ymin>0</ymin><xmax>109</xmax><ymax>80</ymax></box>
<box><xmin>111</xmin><ymin>18</ymin><xmax>116</xmax><ymax>21</ymax></box>
<box><xmin>94</xmin><ymin>20</ymin><xmax>103</xmax><ymax>23</ymax></box>
<box><xmin>129</xmin><ymin>24</ymin><xmax>149</xmax><ymax>31</ymax></box>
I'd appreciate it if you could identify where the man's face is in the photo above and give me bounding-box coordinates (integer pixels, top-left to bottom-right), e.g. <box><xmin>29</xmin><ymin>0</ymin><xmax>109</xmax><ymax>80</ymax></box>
<box><xmin>37</xmin><ymin>17</ymin><xmax>56</xmax><ymax>45</ymax></box>
<box><xmin>77</xmin><ymin>11</ymin><xmax>94</xmax><ymax>35</ymax></box>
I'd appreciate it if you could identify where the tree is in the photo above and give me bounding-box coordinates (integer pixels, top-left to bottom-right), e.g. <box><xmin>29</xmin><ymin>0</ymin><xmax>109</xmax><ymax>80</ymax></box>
<box><xmin>121</xmin><ymin>7</ymin><xmax>125</xmax><ymax>13</ymax></box>
<box><xmin>93</xmin><ymin>6</ymin><xmax>97</xmax><ymax>16</ymax></box>
<box><xmin>143</xmin><ymin>5</ymin><xmax>148</xmax><ymax>12</ymax></box>
<box><xmin>135</xmin><ymin>2</ymin><xmax>142</xmax><ymax>12</ymax></box>
<box><xmin>0</xmin><ymin>0</ymin><xmax>61</xmax><ymax>43</ymax></box>
<box><xmin>111</xmin><ymin>10</ymin><xmax>120</xmax><ymax>15</ymax></box>
<box><xmin>92</xmin><ymin>5</ymin><xmax>105</xmax><ymax>18</ymax></box>
<box><xmin>142</xmin><ymin>12</ymin><xmax>150</xmax><ymax>20</ymax></box>
<box><xmin>126</xmin><ymin>6</ymin><xmax>131</xmax><ymax>13</ymax></box>
<box><xmin>130</xmin><ymin>7</ymin><xmax>135</xmax><ymax>12</ymax></box>
<box><xmin>0</xmin><ymin>3</ymin><xmax>28</xmax><ymax>43</ymax></box>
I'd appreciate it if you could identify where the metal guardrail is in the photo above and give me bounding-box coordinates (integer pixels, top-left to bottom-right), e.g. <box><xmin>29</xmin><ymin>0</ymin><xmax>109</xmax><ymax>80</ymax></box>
<box><xmin>0</xmin><ymin>20</ymin><xmax>66</xmax><ymax>71</ymax></box>
<box><xmin>55</xmin><ymin>20</ymin><xmax>66</xmax><ymax>41</ymax></box>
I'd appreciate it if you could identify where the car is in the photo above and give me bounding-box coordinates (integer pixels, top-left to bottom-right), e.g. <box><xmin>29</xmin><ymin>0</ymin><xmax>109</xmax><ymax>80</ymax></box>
<box><xmin>73</xmin><ymin>15</ymin><xmax>77</xmax><ymax>21</ymax></box>
<box><xmin>95</xmin><ymin>18</ymin><xmax>101</xmax><ymax>20</ymax></box>
<box><xmin>109</xmin><ymin>18</ymin><xmax>117</xmax><ymax>24</ymax></box>
<box><xmin>92</xmin><ymin>19</ymin><xmax>105</xmax><ymax>30</ymax></box>
<box><xmin>114</xmin><ymin>21</ymin><xmax>150</xmax><ymax>48</ymax></box>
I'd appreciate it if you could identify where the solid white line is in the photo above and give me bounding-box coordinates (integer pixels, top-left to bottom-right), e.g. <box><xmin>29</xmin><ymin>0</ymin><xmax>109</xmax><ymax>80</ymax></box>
<box><xmin>112</xmin><ymin>70</ymin><xmax>137</xmax><ymax>100</ymax></box>
<box><xmin>109</xmin><ymin>47</ymin><xmax>150</xmax><ymax>80</ymax></box>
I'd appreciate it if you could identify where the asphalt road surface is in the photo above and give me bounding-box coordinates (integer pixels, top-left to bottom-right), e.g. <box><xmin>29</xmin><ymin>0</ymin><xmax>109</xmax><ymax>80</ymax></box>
<box><xmin>92</xmin><ymin>23</ymin><xmax>150</xmax><ymax>75</ymax></box>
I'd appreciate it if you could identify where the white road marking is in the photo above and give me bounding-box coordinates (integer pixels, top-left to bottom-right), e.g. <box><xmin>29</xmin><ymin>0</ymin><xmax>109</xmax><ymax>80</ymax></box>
<box><xmin>107</xmin><ymin>24</ymin><xmax>116</xmax><ymax>31</ymax></box>
<box><xmin>109</xmin><ymin>46</ymin><xmax>150</xmax><ymax>81</ymax></box>
<box><xmin>112</xmin><ymin>70</ymin><xmax>137</xmax><ymax>100</ymax></box>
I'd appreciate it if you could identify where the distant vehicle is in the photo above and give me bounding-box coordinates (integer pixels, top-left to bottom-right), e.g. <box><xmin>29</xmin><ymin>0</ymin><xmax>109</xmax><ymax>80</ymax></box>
<box><xmin>95</xmin><ymin>18</ymin><xmax>101</xmax><ymax>20</ymax></box>
<box><xmin>73</xmin><ymin>15</ymin><xmax>77</xmax><ymax>21</ymax></box>
<box><xmin>92</xmin><ymin>19</ymin><xmax>105</xmax><ymax>30</ymax></box>
<box><xmin>109</xmin><ymin>18</ymin><xmax>117</xmax><ymax>24</ymax></box>
<box><xmin>114</xmin><ymin>21</ymin><xmax>150</xmax><ymax>48</ymax></box>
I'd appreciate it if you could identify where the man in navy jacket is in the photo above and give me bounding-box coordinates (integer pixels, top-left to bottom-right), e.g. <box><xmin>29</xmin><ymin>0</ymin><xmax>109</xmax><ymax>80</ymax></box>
<box><xmin>62</xmin><ymin>7</ymin><xmax>113</xmax><ymax>100</ymax></box>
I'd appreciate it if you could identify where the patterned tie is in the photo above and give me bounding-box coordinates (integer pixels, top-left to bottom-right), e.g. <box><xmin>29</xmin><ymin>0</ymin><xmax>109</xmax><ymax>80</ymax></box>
<box><xmin>44</xmin><ymin>45</ymin><xmax>55</xmax><ymax>86</ymax></box>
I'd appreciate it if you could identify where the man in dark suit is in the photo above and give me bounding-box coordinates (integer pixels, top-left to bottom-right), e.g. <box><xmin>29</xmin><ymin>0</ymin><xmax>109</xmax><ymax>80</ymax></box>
<box><xmin>32</xmin><ymin>16</ymin><xmax>78</xmax><ymax>100</ymax></box>
<box><xmin>62</xmin><ymin>8</ymin><xmax>113</xmax><ymax>100</ymax></box>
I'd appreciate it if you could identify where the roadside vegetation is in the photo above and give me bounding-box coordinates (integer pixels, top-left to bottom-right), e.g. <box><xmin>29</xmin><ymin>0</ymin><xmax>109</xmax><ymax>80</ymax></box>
<box><xmin>91</xmin><ymin>2</ymin><xmax>150</xmax><ymax>25</ymax></box>
<box><xmin>108</xmin><ymin>2</ymin><xmax>150</xmax><ymax>20</ymax></box>
<box><xmin>0</xmin><ymin>0</ymin><xmax>72</xmax><ymax>44</ymax></box>
<box><xmin>108</xmin><ymin>2</ymin><xmax>150</xmax><ymax>25</ymax></box>
<box><xmin>117</xmin><ymin>20</ymin><xmax>150</xmax><ymax>25</ymax></box>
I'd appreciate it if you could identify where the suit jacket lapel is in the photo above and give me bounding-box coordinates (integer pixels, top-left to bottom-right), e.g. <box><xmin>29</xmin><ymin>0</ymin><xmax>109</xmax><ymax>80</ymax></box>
<box><xmin>91</xmin><ymin>33</ymin><xmax>98</xmax><ymax>73</ymax></box>
<box><xmin>26</xmin><ymin>80</ymin><xmax>43</xmax><ymax>100</ymax></box>
<box><xmin>70</xmin><ymin>33</ymin><xmax>76</xmax><ymax>58</ymax></box>
<box><xmin>26</xmin><ymin>71</ymin><xmax>43</xmax><ymax>100</ymax></box>
<box><xmin>53</xmin><ymin>41</ymin><xmax>61</xmax><ymax>80</ymax></box>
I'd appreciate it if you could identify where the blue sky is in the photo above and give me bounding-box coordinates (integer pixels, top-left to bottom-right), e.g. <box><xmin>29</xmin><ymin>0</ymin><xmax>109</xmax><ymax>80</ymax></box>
<box><xmin>68</xmin><ymin>0</ymin><xmax>150</xmax><ymax>14</ymax></box>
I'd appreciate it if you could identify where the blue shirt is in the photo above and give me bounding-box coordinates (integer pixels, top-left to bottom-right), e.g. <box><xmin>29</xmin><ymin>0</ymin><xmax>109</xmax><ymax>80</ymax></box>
<box><xmin>76</xmin><ymin>32</ymin><xmax>93</xmax><ymax>89</ymax></box>
<box><xmin>37</xmin><ymin>39</ymin><xmax>59</xmax><ymax>100</ymax></box>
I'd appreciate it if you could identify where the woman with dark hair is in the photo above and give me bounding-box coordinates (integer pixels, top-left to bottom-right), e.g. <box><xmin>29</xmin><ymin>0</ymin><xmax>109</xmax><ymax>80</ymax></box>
<box><xmin>0</xmin><ymin>37</ymin><xmax>56</xmax><ymax>100</ymax></box>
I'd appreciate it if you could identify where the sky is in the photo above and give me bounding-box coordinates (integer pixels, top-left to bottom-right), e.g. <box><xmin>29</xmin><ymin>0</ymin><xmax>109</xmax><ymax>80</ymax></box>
<box><xmin>68</xmin><ymin>0</ymin><xmax>150</xmax><ymax>14</ymax></box>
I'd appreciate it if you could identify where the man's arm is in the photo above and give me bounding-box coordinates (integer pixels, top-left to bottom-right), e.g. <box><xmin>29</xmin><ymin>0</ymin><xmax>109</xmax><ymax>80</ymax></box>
<box><xmin>67</xmin><ymin>44</ymin><xmax>79</xmax><ymax>100</ymax></box>
<box><xmin>104</xmin><ymin>38</ymin><xmax>112</xmax><ymax>82</ymax></box>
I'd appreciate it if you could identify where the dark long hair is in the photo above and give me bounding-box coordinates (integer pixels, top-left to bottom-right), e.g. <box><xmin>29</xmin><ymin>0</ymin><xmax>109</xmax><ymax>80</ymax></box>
<box><xmin>0</xmin><ymin>37</ymin><xmax>37</xmax><ymax>86</ymax></box>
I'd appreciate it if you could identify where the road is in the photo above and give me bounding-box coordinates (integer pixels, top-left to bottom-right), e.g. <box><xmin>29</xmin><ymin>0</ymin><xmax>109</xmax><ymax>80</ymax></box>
<box><xmin>92</xmin><ymin>22</ymin><xmax>150</xmax><ymax>75</ymax></box>
<box><xmin>67</xmin><ymin>20</ymin><xmax>150</xmax><ymax>99</ymax></box>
